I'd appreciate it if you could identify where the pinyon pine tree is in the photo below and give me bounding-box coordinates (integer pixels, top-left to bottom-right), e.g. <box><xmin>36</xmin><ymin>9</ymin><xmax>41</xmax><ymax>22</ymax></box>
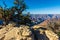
<box><xmin>0</xmin><ymin>0</ymin><xmax>32</xmax><ymax>26</ymax></box>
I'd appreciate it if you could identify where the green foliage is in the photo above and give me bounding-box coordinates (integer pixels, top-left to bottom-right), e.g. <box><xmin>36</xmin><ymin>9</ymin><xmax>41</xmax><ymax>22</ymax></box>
<box><xmin>57</xmin><ymin>32</ymin><xmax>60</xmax><ymax>37</ymax></box>
<box><xmin>0</xmin><ymin>0</ymin><xmax>32</xmax><ymax>26</ymax></box>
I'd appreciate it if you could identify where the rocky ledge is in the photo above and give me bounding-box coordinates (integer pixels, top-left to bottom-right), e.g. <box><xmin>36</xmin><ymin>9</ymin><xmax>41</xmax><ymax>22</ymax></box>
<box><xmin>0</xmin><ymin>23</ymin><xmax>59</xmax><ymax>40</ymax></box>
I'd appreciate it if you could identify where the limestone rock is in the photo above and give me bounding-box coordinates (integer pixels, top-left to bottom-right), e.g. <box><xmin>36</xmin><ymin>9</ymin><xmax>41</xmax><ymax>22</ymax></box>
<box><xmin>45</xmin><ymin>30</ymin><xmax>59</xmax><ymax>40</ymax></box>
<box><xmin>0</xmin><ymin>23</ymin><xmax>59</xmax><ymax>40</ymax></box>
<box><xmin>20</xmin><ymin>26</ymin><xmax>32</xmax><ymax>37</ymax></box>
<box><xmin>4</xmin><ymin>27</ymin><xmax>19</xmax><ymax>40</ymax></box>
<box><xmin>32</xmin><ymin>24</ymin><xmax>59</xmax><ymax>40</ymax></box>
<box><xmin>0</xmin><ymin>25</ymin><xmax>34</xmax><ymax>40</ymax></box>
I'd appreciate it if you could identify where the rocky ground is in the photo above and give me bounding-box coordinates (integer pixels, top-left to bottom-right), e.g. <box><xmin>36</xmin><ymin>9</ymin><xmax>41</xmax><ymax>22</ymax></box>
<box><xmin>0</xmin><ymin>21</ymin><xmax>59</xmax><ymax>40</ymax></box>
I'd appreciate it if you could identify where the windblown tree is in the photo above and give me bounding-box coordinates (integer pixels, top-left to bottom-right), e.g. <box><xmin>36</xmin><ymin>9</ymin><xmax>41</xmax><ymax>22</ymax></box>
<box><xmin>13</xmin><ymin>0</ymin><xmax>32</xmax><ymax>26</ymax></box>
<box><xmin>0</xmin><ymin>0</ymin><xmax>32</xmax><ymax>26</ymax></box>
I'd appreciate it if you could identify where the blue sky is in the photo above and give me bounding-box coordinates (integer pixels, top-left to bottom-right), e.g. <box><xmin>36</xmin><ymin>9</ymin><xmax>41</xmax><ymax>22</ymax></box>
<box><xmin>25</xmin><ymin>0</ymin><xmax>60</xmax><ymax>14</ymax></box>
<box><xmin>0</xmin><ymin>0</ymin><xmax>60</xmax><ymax>14</ymax></box>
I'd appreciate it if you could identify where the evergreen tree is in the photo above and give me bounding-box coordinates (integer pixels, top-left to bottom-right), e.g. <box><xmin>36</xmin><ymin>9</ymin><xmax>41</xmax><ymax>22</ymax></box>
<box><xmin>0</xmin><ymin>0</ymin><xmax>32</xmax><ymax>26</ymax></box>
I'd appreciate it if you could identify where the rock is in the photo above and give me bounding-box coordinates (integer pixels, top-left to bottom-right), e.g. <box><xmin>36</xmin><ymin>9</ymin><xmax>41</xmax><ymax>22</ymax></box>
<box><xmin>0</xmin><ymin>23</ymin><xmax>59</xmax><ymax>40</ymax></box>
<box><xmin>32</xmin><ymin>19</ymin><xmax>50</xmax><ymax>30</ymax></box>
<box><xmin>4</xmin><ymin>28</ymin><xmax>19</xmax><ymax>40</ymax></box>
<box><xmin>32</xmin><ymin>24</ymin><xmax>59</xmax><ymax>40</ymax></box>
<box><xmin>45</xmin><ymin>30</ymin><xmax>59</xmax><ymax>40</ymax></box>
<box><xmin>33</xmin><ymin>28</ymin><xmax>49</xmax><ymax>40</ymax></box>
<box><xmin>0</xmin><ymin>25</ymin><xmax>34</xmax><ymax>40</ymax></box>
<box><xmin>0</xmin><ymin>27</ymin><xmax>8</xmax><ymax>35</ymax></box>
<box><xmin>19</xmin><ymin>26</ymin><xmax>34</xmax><ymax>40</ymax></box>
<box><xmin>21</xmin><ymin>26</ymin><xmax>32</xmax><ymax>37</ymax></box>
<box><xmin>0</xmin><ymin>34</ymin><xmax>5</xmax><ymax>39</ymax></box>
<box><xmin>32</xmin><ymin>25</ymin><xmax>42</xmax><ymax>29</ymax></box>
<box><xmin>27</xmin><ymin>37</ymin><xmax>32</xmax><ymax>40</ymax></box>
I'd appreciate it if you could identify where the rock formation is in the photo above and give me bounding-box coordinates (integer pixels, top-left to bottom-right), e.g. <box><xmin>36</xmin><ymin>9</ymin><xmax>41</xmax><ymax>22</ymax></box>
<box><xmin>0</xmin><ymin>24</ymin><xmax>34</xmax><ymax>40</ymax></box>
<box><xmin>32</xmin><ymin>19</ymin><xmax>59</xmax><ymax>40</ymax></box>
<box><xmin>0</xmin><ymin>21</ymin><xmax>59</xmax><ymax>40</ymax></box>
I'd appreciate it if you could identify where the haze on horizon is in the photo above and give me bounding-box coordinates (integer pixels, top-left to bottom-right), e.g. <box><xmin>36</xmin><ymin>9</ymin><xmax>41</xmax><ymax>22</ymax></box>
<box><xmin>0</xmin><ymin>0</ymin><xmax>60</xmax><ymax>14</ymax></box>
